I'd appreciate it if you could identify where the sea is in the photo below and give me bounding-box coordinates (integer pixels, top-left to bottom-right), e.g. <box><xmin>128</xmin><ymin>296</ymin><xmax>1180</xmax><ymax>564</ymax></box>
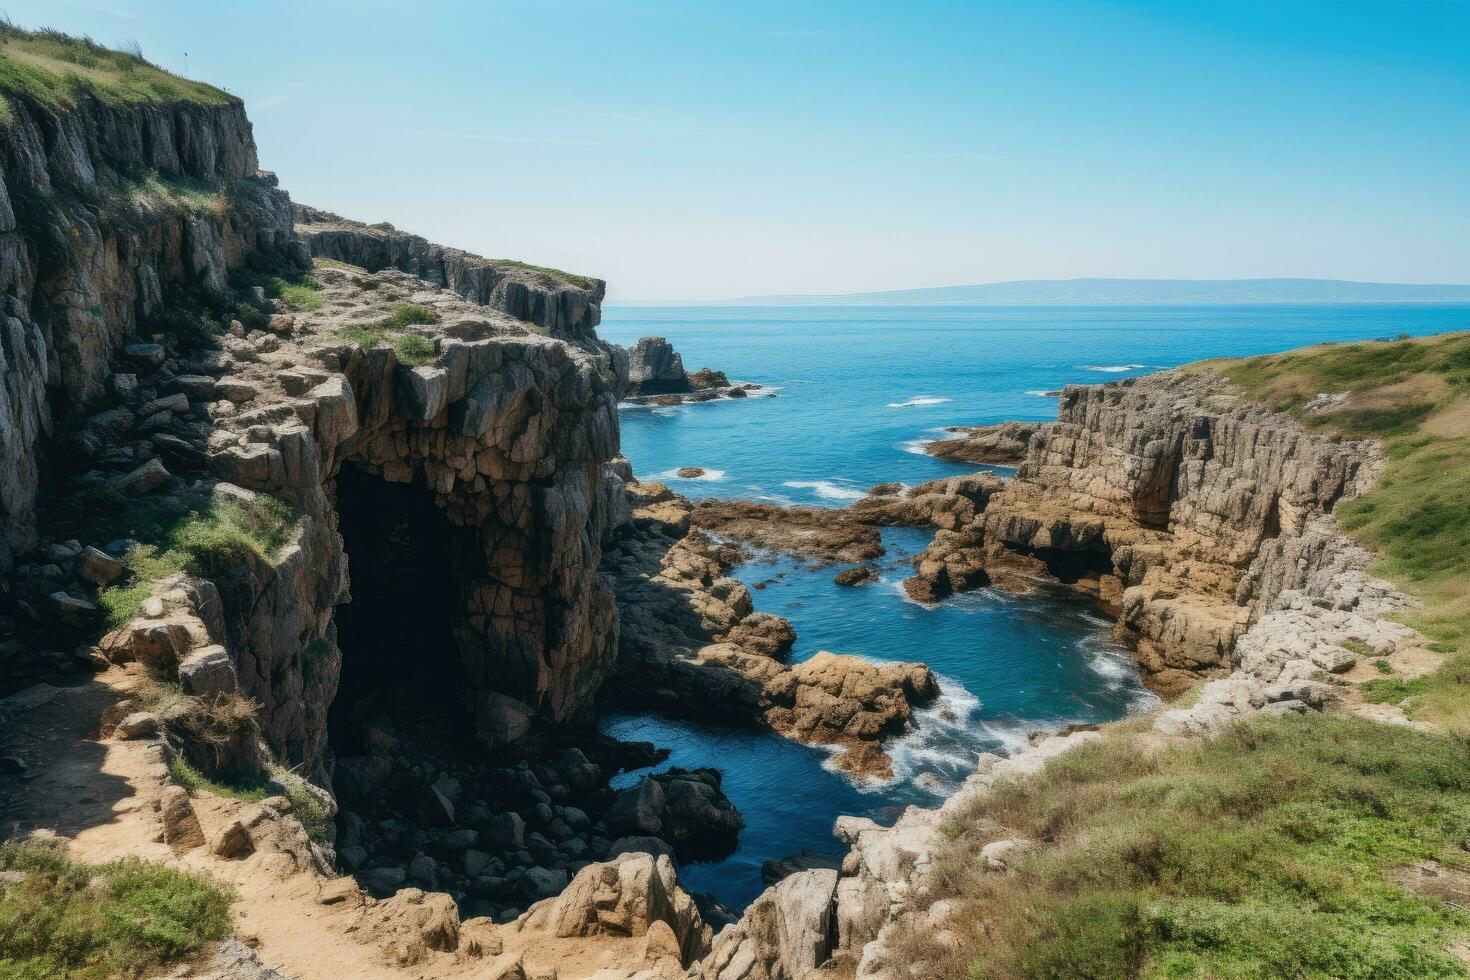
<box><xmin>596</xmin><ymin>303</ymin><xmax>1470</xmax><ymax>910</ymax></box>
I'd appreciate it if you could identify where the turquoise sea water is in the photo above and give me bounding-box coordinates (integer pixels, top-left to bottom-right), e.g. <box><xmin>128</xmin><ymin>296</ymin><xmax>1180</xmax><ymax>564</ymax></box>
<box><xmin>597</xmin><ymin>304</ymin><xmax>1470</xmax><ymax>909</ymax></box>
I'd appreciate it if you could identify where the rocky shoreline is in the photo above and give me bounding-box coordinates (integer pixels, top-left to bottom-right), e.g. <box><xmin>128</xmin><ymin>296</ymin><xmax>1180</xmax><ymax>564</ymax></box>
<box><xmin>0</xmin><ymin>38</ymin><xmax>1439</xmax><ymax>980</ymax></box>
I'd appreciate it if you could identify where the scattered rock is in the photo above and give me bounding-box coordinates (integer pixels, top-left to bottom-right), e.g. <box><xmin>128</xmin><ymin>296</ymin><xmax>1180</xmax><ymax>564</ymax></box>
<box><xmin>115</xmin><ymin>711</ymin><xmax>159</xmax><ymax>739</ymax></box>
<box><xmin>833</xmin><ymin>566</ymin><xmax>878</xmax><ymax>587</ymax></box>
<box><xmin>210</xmin><ymin>819</ymin><xmax>254</xmax><ymax>858</ymax></box>
<box><xmin>112</xmin><ymin>458</ymin><xmax>170</xmax><ymax>494</ymax></box>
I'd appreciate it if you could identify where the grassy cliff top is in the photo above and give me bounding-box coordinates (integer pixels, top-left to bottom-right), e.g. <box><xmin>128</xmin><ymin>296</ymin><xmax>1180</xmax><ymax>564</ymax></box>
<box><xmin>1198</xmin><ymin>329</ymin><xmax>1470</xmax><ymax>730</ymax></box>
<box><xmin>0</xmin><ymin>24</ymin><xmax>232</xmax><ymax>123</ymax></box>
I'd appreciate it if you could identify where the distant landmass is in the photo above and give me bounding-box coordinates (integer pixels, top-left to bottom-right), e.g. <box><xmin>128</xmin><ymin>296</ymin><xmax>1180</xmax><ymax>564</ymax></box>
<box><xmin>726</xmin><ymin>278</ymin><xmax>1470</xmax><ymax>306</ymax></box>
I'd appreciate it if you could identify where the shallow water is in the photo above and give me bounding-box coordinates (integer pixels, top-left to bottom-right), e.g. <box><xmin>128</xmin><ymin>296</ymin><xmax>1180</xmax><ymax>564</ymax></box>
<box><xmin>598</xmin><ymin>304</ymin><xmax>1470</xmax><ymax>909</ymax></box>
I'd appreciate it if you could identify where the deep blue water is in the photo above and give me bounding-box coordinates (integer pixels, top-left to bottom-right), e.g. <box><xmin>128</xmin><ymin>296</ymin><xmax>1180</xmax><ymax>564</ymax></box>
<box><xmin>597</xmin><ymin>304</ymin><xmax>1470</xmax><ymax>909</ymax></box>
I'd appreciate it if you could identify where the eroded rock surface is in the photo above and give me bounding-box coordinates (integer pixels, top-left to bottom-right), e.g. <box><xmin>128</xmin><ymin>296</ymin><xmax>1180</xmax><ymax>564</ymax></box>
<box><xmin>602</xmin><ymin>482</ymin><xmax>938</xmax><ymax>778</ymax></box>
<box><xmin>899</xmin><ymin>372</ymin><xmax>1384</xmax><ymax>694</ymax></box>
<box><xmin>294</xmin><ymin>204</ymin><xmax>605</xmax><ymax>341</ymax></box>
<box><xmin>621</xmin><ymin>336</ymin><xmax>767</xmax><ymax>404</ymax></box>
<box><xmin>923</xmin><ymin>420</ymin><xmax>1043</xmax><ymax>464</ymax></box>
<box><xmin>689</xmin><ymin>500</ymin><xmax>883</xmax><ymax>564</ymax></box>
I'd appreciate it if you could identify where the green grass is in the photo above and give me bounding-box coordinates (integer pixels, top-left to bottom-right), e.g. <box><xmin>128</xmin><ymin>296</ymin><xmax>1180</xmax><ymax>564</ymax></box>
<box><xmin>391</xmin><ymin>333</ymin><xmax>437</xmax><ymax>365</ymax></box>
<box><xmin>168</xmin><ymin>757</ymin><xmax>267</xmax><ymax>803</ymax></box>
<box><xmin>340</xmin><ymin>324</ymin><xmax>386</xmax><ymax>349</ymax></box>
<box><xmin>169</xmin><ymin>758</ymin><xmax>330</xmax><ymax>844</ymax></box>
<box><xmin>489</xmin><ymin>258</ymin><xmax>599</xmax><ymax>291</ymax></box>
<box><xmin>0</xmin><ymin>836</ymin><xmax>232</xmax><ymax>979</ymax></box>
<box><xmin>912</xmin><ymin>715</ymin><xmax>1470</xmax><ymax>979</ymax></box>
<box><xmin>0</xmin><ymin>25</ymin><xmax>231</xmax><ymax>126</ymax></box>
<box><xmin>92</xmin><ymin>171</ymin><xmax>224</xmax><ymax>229</ymax></box>
<box><xmin>337</xmin><ymin>305</ymin><xmax>441</xmax><ymax>364</ymax></box>
<box><xmin>48</xmin><ymin>491</ymin><xmax>298</xmax><ymax>627</ymax></box>
<box><xmin>230</xmin><ymin>270</ymin><xmax>325</xmax><ymax>312</ymax></box>
<box><xmin>383</xmin><ymin>303</ymin><xmax>439</xmax><ymax>328</ymax></box>
<box><xmin>310</xmin><ymin>257</ymin><xmax>364</xmax><ymax>273</ymax></box>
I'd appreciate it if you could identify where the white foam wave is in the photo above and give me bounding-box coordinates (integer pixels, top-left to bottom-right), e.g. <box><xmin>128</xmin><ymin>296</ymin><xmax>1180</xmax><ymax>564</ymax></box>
<box><xmin>783</xmin><ymin>480</ymin><xmax>866</xmax><ymax>501</ymax></box>
<box><xmin>887</xmin><ymin>395</ymin><xmax>952</xmax><ymax>408</ymax></box>
<box><xmin>899</xmin><ymin>438</ymin><xmax>932</xmax><ymax>456</ymax></box>
<box><xmin>753</xmin><ymin>492</ymin><xmax>799</xmax><ymax>507</ymax></box>
<box><xmin>653</xmin><ymin>467</ymin><xmax>727</xmax><ymax>482</ymax></box>
<box><xmin>886</xmin><ymin>676</ymin><xmax>1039</xmax><ymax>792</ymax></box>
<box><xmin>1080</xmin><ymin>364</ymin><xmax>1145</xmax><ymax>373</ymax></box>
<box><xmin>1026</xmin><ymin>389</ymin><xmax>1061</xmax><ymax>397</ymax></box>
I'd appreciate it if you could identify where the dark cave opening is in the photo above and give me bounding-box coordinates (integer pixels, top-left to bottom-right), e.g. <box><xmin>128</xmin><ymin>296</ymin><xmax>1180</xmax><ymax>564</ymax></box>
<box><xmin>1032</xmin><ymin>544</ymin><xmax>1116</xmax><ymax>586</ymax></box>
<box><xmin>328</xmin><ymin>464</ymin><xmax>474</xmax><ymax>751</ymax></box>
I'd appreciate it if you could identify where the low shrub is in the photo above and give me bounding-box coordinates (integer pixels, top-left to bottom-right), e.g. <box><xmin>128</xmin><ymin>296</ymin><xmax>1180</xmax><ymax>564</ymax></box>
<box><xmin>384</xmin><ymin>303</ymin><xmax>439</xmax><ymax>328</ymax></box>
<box><xmin>0</xmin><ymin>836</ymin><xmax>232</xmax><ymax>979</ymax></box>
<box><xmin>391</xmin><ymin>333</ymin><xmax>437</xmax><ymax>365</ymax></box>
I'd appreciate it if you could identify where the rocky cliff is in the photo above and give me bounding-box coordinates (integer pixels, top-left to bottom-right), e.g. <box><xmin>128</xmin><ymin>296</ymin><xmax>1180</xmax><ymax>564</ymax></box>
<box><xmin>293</xmin><ymin>205</ymin><xmax>605</xmax><ymax>341</ymax></box>
<box><xmin>912</xmin><ymin>371</ymin><xmax>1382</xmax><ymax>694</ymax></box>
<box><xmin>0</xmin><ymin>88</ymin><xmax>300</xmax><ymax>573</ymax></box>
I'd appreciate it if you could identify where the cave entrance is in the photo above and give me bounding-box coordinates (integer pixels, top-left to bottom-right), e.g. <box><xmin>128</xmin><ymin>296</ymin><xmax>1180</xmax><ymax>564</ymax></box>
<box><xmin>329</xmin><ymin>464</ymin><xmax>474</xmax><ymax>751</ymax></box>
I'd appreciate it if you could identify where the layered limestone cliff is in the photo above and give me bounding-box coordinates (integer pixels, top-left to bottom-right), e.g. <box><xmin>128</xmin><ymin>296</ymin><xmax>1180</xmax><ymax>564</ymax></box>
<box><xmin>911</xmin><ymin>371</ymin><xmax>1383</xmax><ymax>694</ymax></box>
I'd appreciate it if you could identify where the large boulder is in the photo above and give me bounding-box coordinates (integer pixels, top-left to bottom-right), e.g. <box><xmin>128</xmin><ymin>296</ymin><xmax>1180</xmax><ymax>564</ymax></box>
<box><xmin>626</xmin><ymin>337</ymin><xmax>689</xmax><ymax>395</ymax></box>
<box><xmin>699</xmin><ymin>869</ymin><xmax>838</xmax><ymax>980</ymax></box>
<box><xmin>602</xmin><ymin>769</ymin><xmax>743</xmax><ymax>863</ymax></box>
<box><xmin>519</xmin><ymin>852</ymin><xmax>712</xmax><ymax>966</ymax></box>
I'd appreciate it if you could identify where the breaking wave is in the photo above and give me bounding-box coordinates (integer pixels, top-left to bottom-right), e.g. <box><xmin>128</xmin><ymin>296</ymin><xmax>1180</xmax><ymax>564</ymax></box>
<box><xmin>653</xmin><ymin>467</ymin><xmax>728</xmax><ymax>482</ymax></box>
<box><xmin>887</xmin><ymin>395</ymin><xmax>952</xmax><ymax>408</ymax></box>
<box><xmin>783</xmin><ymin>480</ymin><xmax>867</xmax><ymax>501</ymax></box>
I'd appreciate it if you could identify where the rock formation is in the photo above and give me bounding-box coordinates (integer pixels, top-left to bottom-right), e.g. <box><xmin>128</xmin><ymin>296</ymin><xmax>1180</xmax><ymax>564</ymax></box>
<box><xmin>293</xmin><ymin>205</ymin><xmax>605</xmax><ymax>341</ymax></box>
<box><xmin>626</xmin><ymin>337</ymin><xmax>689</xmax><ymax>395</ymax></box>
<box><xmin>923</xmin><ymin>420</ymin><xmax>1043</xmax><ymax>464</ymax></box>
<box><xmin>601</xmin><ymin>481</ymin><xmax>939</xmax><ymax>778</ymax></box>
<box><xmin>0</xmin><ymin>90</ymin><xmax>299</xmax><ymax>576</ymax></box>
<box><xmin>689</xmin><ymin>499</ymin><xmax>884</xmax><ymax>564</ymax></box>
<box><xmin>621</xmin><ymin>336</ymin><xmax>766</xmax><ymax>404</ymax></box>
<box><xmin>897</xmin><ymin>373</ymin><xmax>1382</xmax><ymax>694</ymax></box>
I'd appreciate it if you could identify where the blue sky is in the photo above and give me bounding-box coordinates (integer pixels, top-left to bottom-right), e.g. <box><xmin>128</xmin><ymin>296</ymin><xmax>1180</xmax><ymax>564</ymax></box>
<box><xmin>12</xmin><ymin>0</ymin><xmax>1470</xmax><ymax>300</ymax></box>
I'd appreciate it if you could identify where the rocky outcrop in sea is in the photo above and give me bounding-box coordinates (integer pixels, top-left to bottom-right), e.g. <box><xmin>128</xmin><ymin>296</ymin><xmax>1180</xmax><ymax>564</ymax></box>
<box><xmin>621</xmin><ymin>336</ymin><xmax>768</xmax><ymax>404</ymax></box>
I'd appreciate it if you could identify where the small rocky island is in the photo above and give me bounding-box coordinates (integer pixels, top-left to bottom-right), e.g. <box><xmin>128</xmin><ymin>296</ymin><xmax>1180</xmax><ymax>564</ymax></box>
<box><xmin>620</xmin><ymin>336</ymin><xmax>768</xmax><ymax>404</ymax></box>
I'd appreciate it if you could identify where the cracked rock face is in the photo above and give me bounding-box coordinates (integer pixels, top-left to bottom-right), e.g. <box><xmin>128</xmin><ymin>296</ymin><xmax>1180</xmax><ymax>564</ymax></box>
<box><xmin>902</xmin><ymin>371</ymin><xmax>1382</xmax><ymax>693</ymax></box>
<box><xmin>198</xmin><ymin>265</ymin><xmax>625</xmax><ymax>769</ymax></box>
<box><xmin>0</xmin><ymin>94</ymin><xmax>298</xmax><ymax>571</ymax></box>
